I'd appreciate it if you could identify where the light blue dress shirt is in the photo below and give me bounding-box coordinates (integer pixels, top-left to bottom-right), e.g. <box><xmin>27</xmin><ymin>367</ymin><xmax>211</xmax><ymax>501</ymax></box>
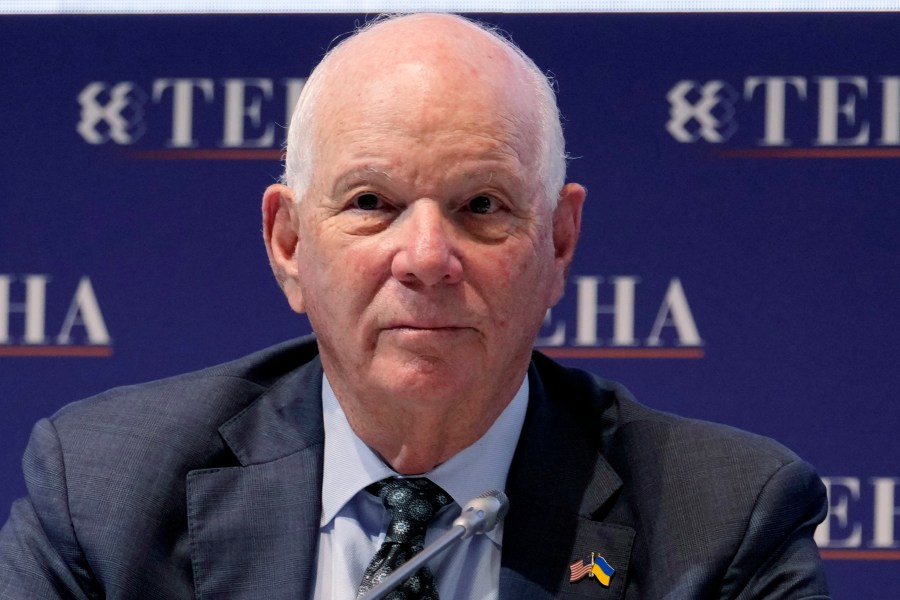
<box><xmin>313</xmin><ymin>373</ymin><xmax>529</xmax><ymax>600</ymax></box>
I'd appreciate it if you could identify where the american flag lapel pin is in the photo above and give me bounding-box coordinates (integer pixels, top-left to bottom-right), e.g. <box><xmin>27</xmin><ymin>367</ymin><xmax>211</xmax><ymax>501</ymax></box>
<box><xmin>569</xmin><ymin>552</ymin><xmax>616</xmax><ymax>588</ymax></box>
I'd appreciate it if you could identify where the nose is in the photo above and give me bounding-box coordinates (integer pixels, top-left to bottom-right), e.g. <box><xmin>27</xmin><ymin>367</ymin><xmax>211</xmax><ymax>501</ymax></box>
<box><xmin>390</xmin><ymin>200</ymin><xmax>463</xmax><ymax>286</ymax></box>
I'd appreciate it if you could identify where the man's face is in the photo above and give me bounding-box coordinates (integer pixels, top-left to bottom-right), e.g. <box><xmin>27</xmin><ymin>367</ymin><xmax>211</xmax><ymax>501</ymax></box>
<box><xmin>267</xmin><ymin>47</ymin><xmax>583</xmax><ymax>418</ymax></box>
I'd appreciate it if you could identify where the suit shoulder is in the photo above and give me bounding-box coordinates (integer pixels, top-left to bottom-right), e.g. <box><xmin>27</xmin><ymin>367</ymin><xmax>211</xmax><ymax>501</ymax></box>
<box><xmin>531</xmin><ymin>350</ymin><xmax>810</xmax><ymax>475</ymax></box>
<box><xmin>41</xmin><ymin>336</ymin><xmax>321</xmax><ymax>472</ymax></box>
<box><xmin>51</xmin><ymin>336</ymin><xmax>319</xmax><ymax>424</ymax></box>
<box><xmin>615</xmin><ymin>391</ymin><xmax>806</xmax><ymax>476</ymax></box>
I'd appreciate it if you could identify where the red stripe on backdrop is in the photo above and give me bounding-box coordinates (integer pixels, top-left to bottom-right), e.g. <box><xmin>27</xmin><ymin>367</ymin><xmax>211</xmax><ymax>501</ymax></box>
<box><xmin>0</xmin><ymin>346</ymin><xmax>114</xmax><ymax>357</ymax></box>
<box><xmin>820</xmin><ymin>550</ymin><xmax>900</xmax><ymax>560</ymax></box>
<box><xmin>538</xmin><ymin>347</ymin><xmax>705</xmax><ymax>359</ymax></box>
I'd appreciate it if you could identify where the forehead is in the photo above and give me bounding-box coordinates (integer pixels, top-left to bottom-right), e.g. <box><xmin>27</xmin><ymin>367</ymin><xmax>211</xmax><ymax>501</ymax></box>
<box><xmin>310</xmin><ymin>18</ymin><xmax>541</xmax><ymax>170</ymax></box>
<box><xmin>315</xmin><ymin>85</ymin><xmax>535</xmax><ymax>201</ymax></box>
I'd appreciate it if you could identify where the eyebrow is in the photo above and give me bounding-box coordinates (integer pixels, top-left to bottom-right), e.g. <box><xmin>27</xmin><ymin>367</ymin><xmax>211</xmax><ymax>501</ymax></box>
<box><xmin>332</xmin><ymin>167</ymin><xmax>392</xmax><ymax>193</ymax></box>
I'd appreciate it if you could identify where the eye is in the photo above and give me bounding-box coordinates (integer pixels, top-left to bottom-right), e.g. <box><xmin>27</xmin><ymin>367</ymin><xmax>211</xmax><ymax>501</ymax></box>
<box><xmin>467</xmin><ymin>195</ymin><xmax>497</xmax><ymax>215</ymax></box>
<box><xmin>353</xmin><ymin>193</ymin><xmax>382</xmax><ymax>210</ymax></box>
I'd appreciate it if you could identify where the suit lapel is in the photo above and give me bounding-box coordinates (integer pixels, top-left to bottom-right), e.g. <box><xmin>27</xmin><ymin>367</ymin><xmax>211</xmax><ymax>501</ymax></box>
<box><xmin>187</xmin><ymin>357</ymin><xmax>325</xmax><ymax>599</ymax></box>
<box><xmin>500</xmin><ymin>357</ymin><xmax>635</xmax><ymax>599</ymax></box>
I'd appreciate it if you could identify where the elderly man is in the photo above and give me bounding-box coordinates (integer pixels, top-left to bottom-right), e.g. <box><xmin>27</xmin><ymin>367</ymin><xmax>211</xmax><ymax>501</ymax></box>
<box><xmin>1</xmin><ymin>13</ymin><xmax>828</xmax><ymax>600</ymax></box>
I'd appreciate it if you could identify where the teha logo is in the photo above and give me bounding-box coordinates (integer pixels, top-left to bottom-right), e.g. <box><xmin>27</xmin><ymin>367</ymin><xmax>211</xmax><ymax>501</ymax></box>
<box><xmin>0</xmin><ymin>274</ymin><xmax>112</xmax><ymax>357</ymax></box>
<box><xmin>75</xmin><ymin>77</ymin><xmax>306</xmax><ymax>155</ymax></box>
<box><xmin>666</xmin><ymin>76</ymin><xmax>900</xmax><ymax>155</ymax></box>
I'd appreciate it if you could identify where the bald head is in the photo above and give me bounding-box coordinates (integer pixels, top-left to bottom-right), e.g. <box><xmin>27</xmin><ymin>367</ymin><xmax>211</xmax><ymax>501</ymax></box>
<box><xmin>282</xmin><ymin>13</ymin><xmax>566</xmax><ymax>206</ymax></box>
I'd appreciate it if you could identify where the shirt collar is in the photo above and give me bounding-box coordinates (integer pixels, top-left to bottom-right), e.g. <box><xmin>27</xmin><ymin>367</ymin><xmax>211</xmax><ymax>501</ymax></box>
<box><xmin>320</xmin><ymin>372</ymin><xmax>529</xmax><ymax>545</ymax></box>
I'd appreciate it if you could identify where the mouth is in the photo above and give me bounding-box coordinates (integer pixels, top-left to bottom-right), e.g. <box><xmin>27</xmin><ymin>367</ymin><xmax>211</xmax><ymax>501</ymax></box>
<box><xmin>378</xmin><ymin>323</ymin><xmax>480</xmax><ymax>351</ymax></box>
<box><xmin>387</xmin><ymin>325</ymin><xmax>471</xmax><ymax>332</ymax></box>
<box><xmin>383</xmin><ymin>321</ymin><xmax>478</xmax><ymax>337</ymax></box>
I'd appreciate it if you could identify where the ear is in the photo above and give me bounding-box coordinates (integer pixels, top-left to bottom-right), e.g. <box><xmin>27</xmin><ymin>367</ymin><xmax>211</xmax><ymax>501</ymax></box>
<box><xmin>549</xmin><ymin>183</ymin><xmax>586</xmax><ymax>305</ymax></box>
<box><xmin>262</xmin><ymin>184</ymin><xmax>306</xmax><ymax>313</ymax></box>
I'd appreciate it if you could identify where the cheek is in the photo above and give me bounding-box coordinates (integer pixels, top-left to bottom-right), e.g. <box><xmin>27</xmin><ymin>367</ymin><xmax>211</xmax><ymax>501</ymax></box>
<box><xmin>302</xmin><ymin>240</ymin><xmax>385</xmax><ymax>317</ymax></box>
<box><xmin>507</xmin><ymin>230</ymin><xmax>554</xmax><ymax>281</ymax></box>
<box><xmin>510</xmin><ymin>239</ymin><xmax>560</xmax><ymax>308</ymax></box>
<box><xmin>294</xmin><ymin>236</ymin><xmax>337</xmax><ymax>318</ymax></box>
<box><xmin>351</xmin><ymin>249</ymin><xmax>382</xmax><ymax>279</ymax></box>
<box><xmin>482</xmin><ymin>246</ymin><xmax>552</xmax><ymax>320</ymax></box>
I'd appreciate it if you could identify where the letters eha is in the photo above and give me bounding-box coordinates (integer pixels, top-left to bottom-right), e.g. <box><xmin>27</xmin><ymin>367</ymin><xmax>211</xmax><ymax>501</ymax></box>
<box><xmin>537</xmin><ymin>276</ymin><xmax>702</xmax><ymax>349</ymax></box>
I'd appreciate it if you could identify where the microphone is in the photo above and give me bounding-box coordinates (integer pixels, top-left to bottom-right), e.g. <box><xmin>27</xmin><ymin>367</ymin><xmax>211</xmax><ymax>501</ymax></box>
<box><xmin>358</xmin><ymin>489</ymin><xmax>509</xmax><ymax>600</ymax></box>
<box><xmin>452</xmin><ymin>489</ymin><xmax>509</xmax><ymax>538</ymax></box>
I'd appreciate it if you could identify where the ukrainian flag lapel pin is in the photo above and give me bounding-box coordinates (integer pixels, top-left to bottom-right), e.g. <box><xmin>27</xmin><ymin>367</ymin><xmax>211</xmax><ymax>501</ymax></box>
<box><xmin>569</xmin><ymin>552</ymin><xmax>615</xmax><ymax>588</ymax></box>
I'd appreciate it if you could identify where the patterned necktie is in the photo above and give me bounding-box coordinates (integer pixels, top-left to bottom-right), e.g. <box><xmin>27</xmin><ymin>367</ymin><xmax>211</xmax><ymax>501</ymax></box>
<box><xmin>357</xmin><ymin>477</ymin><xmax>453</xmax><ymax>599</ymax></box>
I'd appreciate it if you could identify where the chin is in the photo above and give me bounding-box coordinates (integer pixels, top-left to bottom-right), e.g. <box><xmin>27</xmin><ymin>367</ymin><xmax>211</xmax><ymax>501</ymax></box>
<box><xmin>377</xmin><ymin>356</ymin><xmax>476</xmax><ymax>397</ymax></box>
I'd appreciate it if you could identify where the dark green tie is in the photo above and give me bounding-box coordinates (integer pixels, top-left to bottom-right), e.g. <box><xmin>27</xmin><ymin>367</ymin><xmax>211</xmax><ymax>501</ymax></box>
<box><xmin>357</xmin><ymin>477</ymin><xmax>452</xmax><ymax>599</ymax></box>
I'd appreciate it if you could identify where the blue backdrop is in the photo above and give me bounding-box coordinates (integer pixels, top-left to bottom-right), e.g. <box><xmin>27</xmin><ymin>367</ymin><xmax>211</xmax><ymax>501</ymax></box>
<box><xmin>1</xmin><ymin>13</ymin><xmax>898</xmax><ymax>596</ymax></box>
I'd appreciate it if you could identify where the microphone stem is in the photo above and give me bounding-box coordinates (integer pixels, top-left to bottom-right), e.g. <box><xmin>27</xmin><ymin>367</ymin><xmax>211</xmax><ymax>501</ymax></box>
<box><xmin>359</xmin><ymin>525</ymin><xmax>466</xmax><ymax>600</ymax></box>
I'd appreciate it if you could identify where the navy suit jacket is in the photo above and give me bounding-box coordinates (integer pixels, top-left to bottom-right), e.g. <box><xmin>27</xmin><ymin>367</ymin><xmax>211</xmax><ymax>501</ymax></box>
<box><xmin>0</xmin><ymin>336</ymin><xmax>830</xmax><ymax>598</ymax></box>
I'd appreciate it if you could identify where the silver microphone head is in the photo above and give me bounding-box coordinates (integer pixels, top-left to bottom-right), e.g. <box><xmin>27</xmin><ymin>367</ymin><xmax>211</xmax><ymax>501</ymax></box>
<box><xmin>452</xmin><ymin>489</ymin><xmax>510</xmax><ymax>539</ymax></box>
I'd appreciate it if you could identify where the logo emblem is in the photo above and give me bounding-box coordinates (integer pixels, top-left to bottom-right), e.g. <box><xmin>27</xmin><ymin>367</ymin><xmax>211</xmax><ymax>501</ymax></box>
<box><xmin>666</xmin><ymin>79</ymin><xmax>738</xmax><ymax>143</ymax></box>
<box><xmin>77</xmin><ymin>81</ymin><xmax>147</xmax><ymax>144</ymax></box>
